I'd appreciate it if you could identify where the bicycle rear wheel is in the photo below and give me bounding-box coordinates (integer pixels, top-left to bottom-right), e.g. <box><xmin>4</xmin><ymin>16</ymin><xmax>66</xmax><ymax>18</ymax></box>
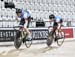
<box><xmin>24</xmin><ymin>35</ymin><xmax>32</xmax><ymax>48</ymax></box>
<box><xmin>47</xmin><ymin>31</ymin><xmax>53</xmax><ymax>47</ymax></box>
<box><xmin>14</xmin><ymin>31</ymin><xmax>22</xmax><ymax>49</ymax></box>
<box><xmin>57</xmin><ymin>31</ymin><xmax>65</xmax><ymax>46</ymax></box>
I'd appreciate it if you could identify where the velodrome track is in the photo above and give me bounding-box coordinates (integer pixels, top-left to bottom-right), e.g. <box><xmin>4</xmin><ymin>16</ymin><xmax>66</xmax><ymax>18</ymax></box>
<box><xmin>0</xmin><ymin>39</ymin><xmax>75</xmax><ymax>57</ymax></box>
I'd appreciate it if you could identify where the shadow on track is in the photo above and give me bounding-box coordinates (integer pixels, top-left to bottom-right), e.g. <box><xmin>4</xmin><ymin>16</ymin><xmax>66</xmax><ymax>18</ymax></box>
<box><xmin>0</xmin><ymin>44</ymin><xmax>13</xmax><ymax>47</ymax></box>
<box><xmin>32</xmin><ymin>46</ymin><xmax>59</xmax><ymax>54</ymax></box>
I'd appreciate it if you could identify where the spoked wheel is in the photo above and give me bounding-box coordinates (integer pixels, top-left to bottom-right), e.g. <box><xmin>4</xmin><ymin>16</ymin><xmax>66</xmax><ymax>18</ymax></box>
<box><xmin>24</xmin><ymin>35</ymin><xmax>32</xmax><ymax>48</ymax></box>
<box><xmin>47</xmin><ymin>31</ymin><xmax>53</xmax><ymax>47</ymax></box>
<box><xmin>57</xmin><ymin>31</ymin><xmax>65</xmax><ymax>46</ymax></box>
<box><xmin>14</xmin><ymin>31</ymin><xmax>22</xmax><ymax>49</ymax></box>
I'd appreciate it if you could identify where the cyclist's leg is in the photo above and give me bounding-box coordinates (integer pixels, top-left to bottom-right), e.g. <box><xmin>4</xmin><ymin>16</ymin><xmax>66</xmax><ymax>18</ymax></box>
<box><xmin>19</xmin><ymin>20</ymin><xmax>24</xmax><ymax>31</ymax></box>
<box><xmin>53</xmin><ymin>22</ymin><xmax>59</xmax><ymax>41</ymax></box>
<box><xmin>58</xmin><ymin>23</ymin><xmax>64</xmax><ymax>37</ymax></box>
<box><xmin>53</xmin><ymin>22</ymin><xmax>58</xmax><ymax>35</ymax></box>
<box><xmin>23</xmin><ymin>21</ymin><xmax>32</xmax><ymax>40</ymax></box>
<box><xmin>55</xmin><ymin>19</ymin><xmax>62</xmax><ymax>36</ymax></box>
<box><xmin>23</xmin><ymin>27</ymin><xmax>32</xmax><ymax>41</ymax></box>
<box><xmin>58</xmin><ymin>19</ymin><xmax>63</xmax><ymax>36</ymax></box>
<box><xmin>57</xmin><ymin>19</ymin><xmax>63</xmax><ymax>37</ymax></box>
<box><xmin>19</xmin><ymin>18</ymin><xmax>30</xmax><ymax>35</ymax></box>
<box><xmin>24</xmin><ymin>18</ymin><xmax>31</xmax><ymax>35</ymax></box>
<box><xmin>54</xmin><ymin>20</ymin><xmax>63</xmax><ymax>41</ymax></box>
<box><xmin>23</xmin><ymin>27</ymin><xmax>30</xmax><ymax>36</ymax></box>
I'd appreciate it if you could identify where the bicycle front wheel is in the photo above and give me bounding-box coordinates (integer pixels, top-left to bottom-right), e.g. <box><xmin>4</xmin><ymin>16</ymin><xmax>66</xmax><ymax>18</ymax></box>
<box><xmin>14</xmin><ymin>31</ymin><xmax>22</xmax><ymax>49</ymax></box>
<box><xmin>46</xmin><ymin>31</ymin><xmax>53</xmax><ymax>47</ymax></box>
<box><xmin>57</xmin><ymin>31</ymin><xmax>65</xmax><ymax>46</ymax></box>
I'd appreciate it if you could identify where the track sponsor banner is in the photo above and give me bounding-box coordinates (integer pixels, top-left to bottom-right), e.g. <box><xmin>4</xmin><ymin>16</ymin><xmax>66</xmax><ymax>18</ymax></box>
<box><xmin>73</xmin><ymin>28</ymin><xmax>75</xmax><ymax>38</ymax></box>
<box><xmin>0</xmin><ymin>30</ymin><xmax>16</xmax><ymax>42</ymax></box>
<box><xmin>30</xmin><ymin>29</ymin><xmax>48</xmax><ymax>40</ymax></box>
<box><xmin>62</xmin><ymin>28</ymin><xmax>73</xmax><ymax>38</ymax></box>
<box><xmin>0</xmin><ymin>27</ymin><xmax>74</xmax><ymax>42</ymax></box>
<box><xmin>0</xmin><ymin>28</ymin><xmax>49</xmax><ymax>41</ymax></box>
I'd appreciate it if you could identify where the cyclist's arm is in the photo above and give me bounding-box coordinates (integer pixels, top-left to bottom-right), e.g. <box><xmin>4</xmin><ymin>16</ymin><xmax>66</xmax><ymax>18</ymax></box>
<box><xmin>56</xmin><ymin>19</ymin><xmax>62</xmax><ymax>31</ymax></box>
<box><xmin>57</xmin><ymin>23</ymin><xmax>61</xmax><ymax>29</ymax></box>
<box><xmin>49</xmin><ymin>19</ymin><xmax>52</xmax><ymax>22</ymax></box>
<box><xmin>23</xmin><ymin>13</ymin><xmax>29</xmax><ymax>28</ymax></box>
<box><xmin>16</xmin><ymin>16</ymin><xmax>19</xmax><ymax>22</ymax></box>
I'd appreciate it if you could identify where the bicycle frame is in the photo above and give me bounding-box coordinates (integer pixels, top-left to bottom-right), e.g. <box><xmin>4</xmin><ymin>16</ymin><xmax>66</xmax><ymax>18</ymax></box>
<box><xmin>14</xmin><ymin>26</ymin><xmax>32</xmax><ymax>49</ymax></box>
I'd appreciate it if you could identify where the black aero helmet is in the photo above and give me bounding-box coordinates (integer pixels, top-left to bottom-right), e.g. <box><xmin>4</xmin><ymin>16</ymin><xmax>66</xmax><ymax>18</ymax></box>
<box><xmin>49</xmin><ymin>14</ymin><xmax>55</xmax><ymax>19</ymax></box>
<box><xmin>16</xmin><ymin>9</ymin><xmax>22</xmax><ymax>13</ymax></box>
